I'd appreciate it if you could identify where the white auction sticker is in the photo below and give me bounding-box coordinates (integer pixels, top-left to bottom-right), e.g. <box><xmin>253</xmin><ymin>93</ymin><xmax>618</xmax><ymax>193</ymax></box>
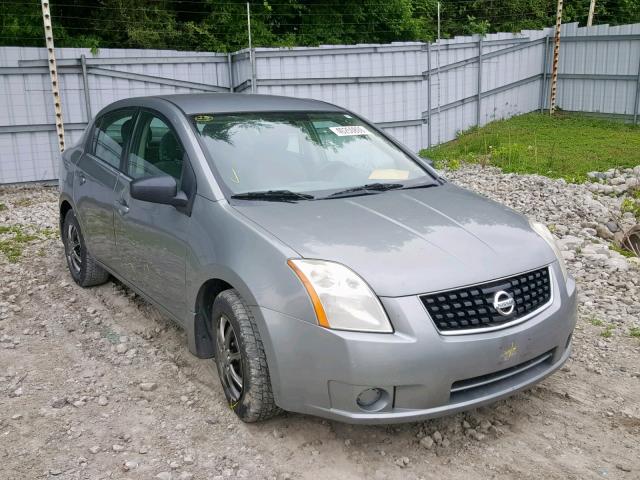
<box><xmin>329</xmin><ymin>125</ymin><xmax>371</xmax><ymax>136</ymax></box>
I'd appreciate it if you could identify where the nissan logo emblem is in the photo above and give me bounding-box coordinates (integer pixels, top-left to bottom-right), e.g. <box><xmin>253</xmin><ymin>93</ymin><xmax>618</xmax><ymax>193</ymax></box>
<box><xmin>493</xmin><ymin>290</ymin><xmax>515</xmax><ymax>316</ymax></box>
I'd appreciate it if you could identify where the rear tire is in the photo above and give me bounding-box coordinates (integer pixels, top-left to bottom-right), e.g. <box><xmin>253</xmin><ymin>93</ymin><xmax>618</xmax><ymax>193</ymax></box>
<box><xmin>62</xmin><ymin>209</ymin><xmax>110</xmax><ymax>287</ymax></box>
<box><xmin>212</xmin><ymin>289</ymin><xmax>281</xmax><ymax>422</ymax></box>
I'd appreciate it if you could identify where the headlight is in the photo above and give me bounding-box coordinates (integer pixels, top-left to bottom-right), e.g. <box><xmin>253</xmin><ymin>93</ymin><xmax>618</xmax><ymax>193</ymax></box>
<box><xmin>287</xmin><ymin>259</ymin><xmax>393</xmax><ymax>333</ymax></box>
<box><xmin>529</xmin><ymin>220</ymin><xmax>568</xmax><ymax>282</ymax></box>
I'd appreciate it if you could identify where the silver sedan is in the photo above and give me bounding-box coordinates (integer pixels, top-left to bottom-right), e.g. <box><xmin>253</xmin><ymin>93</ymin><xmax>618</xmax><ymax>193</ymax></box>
<box><xmin>58</xmin><ymin>93</ymin><xmax>577</xmax><ymax>423</ymax></box>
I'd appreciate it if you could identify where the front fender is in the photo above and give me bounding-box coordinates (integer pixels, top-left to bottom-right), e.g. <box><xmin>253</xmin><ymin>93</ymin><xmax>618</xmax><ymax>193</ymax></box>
<box><xmin>183</xmin><ymin>196</ymin><xmax>319</xmax><ymax>357</ymax></box>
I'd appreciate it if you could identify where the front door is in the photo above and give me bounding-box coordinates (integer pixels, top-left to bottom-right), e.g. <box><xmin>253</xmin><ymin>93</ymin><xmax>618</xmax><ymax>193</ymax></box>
<box><xmin>74</xmin><ymin>108</ymin><xmax>136</xmax><ymax>266</ymax></box>
<box><xmin>113</xmin><ymin>110</ymin><xmax>191</xmax><ymax>319</ymax></box>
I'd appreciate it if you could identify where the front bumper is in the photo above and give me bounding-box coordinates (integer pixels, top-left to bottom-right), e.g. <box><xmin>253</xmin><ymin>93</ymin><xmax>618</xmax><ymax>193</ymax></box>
<box><xmin>254</xmin><ymin>262</ymin><xmax>577</xmax><ymax>424</ymax></box>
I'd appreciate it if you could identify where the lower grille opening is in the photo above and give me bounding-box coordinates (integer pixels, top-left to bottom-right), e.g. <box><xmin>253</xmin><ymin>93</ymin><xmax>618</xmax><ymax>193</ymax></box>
<box><xmin>450</xmin><ymin>349</ymin><xmax>555</xmax><ymax>403</ymax></box>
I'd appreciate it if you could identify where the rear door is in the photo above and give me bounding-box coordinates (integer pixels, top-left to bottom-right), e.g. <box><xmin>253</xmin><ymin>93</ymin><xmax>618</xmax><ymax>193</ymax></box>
<box><xmin>113</xmin><ymin>109</ymin><xmax>193</xmax><ymax>318</ymax></box>
<box><xmin>74</xmin><ymin>108</ymin><xmax>137</xmax><ymax>267</ymax></box>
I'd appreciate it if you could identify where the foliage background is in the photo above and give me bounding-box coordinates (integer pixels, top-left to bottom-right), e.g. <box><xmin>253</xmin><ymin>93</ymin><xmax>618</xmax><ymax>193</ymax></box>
<box><xmin>1</xmin><ymin>1</ymin><xmax>640</xmax><ymax>51</ymax></box>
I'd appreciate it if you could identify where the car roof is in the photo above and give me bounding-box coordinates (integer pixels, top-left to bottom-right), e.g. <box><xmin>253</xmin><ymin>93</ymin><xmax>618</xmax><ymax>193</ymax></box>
<box><xmin>156</xmin><ymin>93</ymin><xmax>344</xmax><ymax>115</ymax></box>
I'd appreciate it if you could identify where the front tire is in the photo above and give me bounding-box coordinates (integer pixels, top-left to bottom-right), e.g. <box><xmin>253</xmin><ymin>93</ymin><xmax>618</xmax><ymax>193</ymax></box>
<box><xmin>62</xmin><ymin>209</ymin><xmax>110</xmax><ymax>287</ymax></box>
<box><xmin>212</xmin><ymin>289</ymin><xmax>281</xmax><ymax>422</ymax></box>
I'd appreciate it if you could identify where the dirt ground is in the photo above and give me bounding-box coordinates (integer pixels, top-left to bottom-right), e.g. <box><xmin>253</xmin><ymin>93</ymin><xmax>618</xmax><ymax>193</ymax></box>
<box><xmin>1</xmin><ymin>181</ymin><xmax>639</xmax><ymax>480</ymax></box>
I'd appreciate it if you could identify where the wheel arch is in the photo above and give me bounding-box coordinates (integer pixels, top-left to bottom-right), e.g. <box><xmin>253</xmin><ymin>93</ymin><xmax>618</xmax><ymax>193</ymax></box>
<box><xmin>188</xmin><ymin>277</ymin><xmax>235</xmax><ymax>358</ymax></box>
<box><xmin>59</xmin><ymin>196</ymin><xmax>74</xmax><ymax>238</ymax></box>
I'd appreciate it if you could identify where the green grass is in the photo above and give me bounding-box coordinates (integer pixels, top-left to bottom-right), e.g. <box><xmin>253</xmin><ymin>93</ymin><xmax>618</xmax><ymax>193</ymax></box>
<box><xmin>600</xmin><ymin>324</ymin><xmax>615</xmax><ymax>338</ymax></box>
<box><xmin>621</xmin><ymin>197</ymin><xmax>640</xmax><ymax>221</ymax></box>
<box><xmin>0</xmin><ymin>225</ymin><xmax>57</xmax><ymax>263</ymax></box>
<box><xmin>629</xmin><ymin>327</ymin><xmax>640</xmax><ymax>338</ymax></box>
<box><xmin>0</xmin><ymin>202</ymin><xmax>6</xmax><ymax>211</ymax></box>
<box><xmin>420</xmin><ymin>113</ymin><xmax>640</xmax><ymax>183</ymax></box>
<box><xmin>610</xmin><ymin>244</ymin><xmax>637</xmax><ymax>258</ymax></box>
<box><xmin>589</xmin><ymin>318</ymin><xmax>604</xmax><ymax>327</ymax></box>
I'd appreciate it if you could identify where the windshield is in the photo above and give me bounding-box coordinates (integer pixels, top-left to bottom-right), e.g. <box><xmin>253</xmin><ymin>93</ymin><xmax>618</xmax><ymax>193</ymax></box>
<box><xmin>192</xmin><ymin>111</ymin><xmax>434</xmax><ymax>197</ymax></box>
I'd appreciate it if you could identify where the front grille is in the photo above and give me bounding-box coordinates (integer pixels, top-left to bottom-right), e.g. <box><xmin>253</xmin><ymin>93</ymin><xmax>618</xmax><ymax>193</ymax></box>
<box><xmin>420</xmin><ymin>266</ymin><xmax>552</xmax><ymax>333</ymax></box>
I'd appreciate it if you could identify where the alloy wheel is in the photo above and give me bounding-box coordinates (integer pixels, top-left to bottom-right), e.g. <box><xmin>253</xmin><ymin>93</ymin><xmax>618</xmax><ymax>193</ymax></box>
<box><xmin>66</xmin><ymin>223</ymin><xmax>82</xmax><ymax>274</ymax></box>
<box><xmin>216</xmin><ymin>315</ymin><xmax>244</xmax><ymax>402</ymax></box>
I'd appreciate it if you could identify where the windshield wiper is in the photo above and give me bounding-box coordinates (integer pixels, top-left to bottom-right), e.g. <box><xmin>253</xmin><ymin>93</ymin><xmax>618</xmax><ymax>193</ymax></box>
<box><xmin>399</xmin><ymin>181</ymin><xmax>439</xmax><ymax>190</ymax></box>
<box><xmin>324</xmin><ymin>183</ymin><xmax>404</xmax><ymax>199</ymax></box>
<box><xmin>230</xmin><ymin>190</ymin><xmax>314</xmax><ymax>202</ymax></box>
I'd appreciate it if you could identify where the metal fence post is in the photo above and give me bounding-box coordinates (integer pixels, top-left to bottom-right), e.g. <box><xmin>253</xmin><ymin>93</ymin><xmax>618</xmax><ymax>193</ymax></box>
<box><xmin>80</xmin><ymin>54</ymin><xmax>92</xmax><ymax>120</ymax></box>
<box><xmin>549</xmin><ymin>0</ymin><xmax>564</xmax><ymax>115</ymax></box>
<box><xmin>426</xmin><ymin>42</ymin><xmax>432</xmax><ymax>148</ymax></box>
<box><xmin>477</xmin><ymin>38</ymin><xmax>483</xmax><ymax>126</ymax></box>
<box><xmin>540</xmin><ymin>36</ymin><xmax>550</xmax><ymax>113</ymax></box>
<box><xmin>41</xmin><ymin>0</ymin><xmax>65</xmax><ymax>152</ymax></box>
<box><xmin>227</xmin><ymin>53</ymin><xmax>234</xmax><ymax>92</ymax></box>
<box><xmin>634</xmin><ymin>52</ymin><xmax>640</xmax><ymax>125</ymax></box>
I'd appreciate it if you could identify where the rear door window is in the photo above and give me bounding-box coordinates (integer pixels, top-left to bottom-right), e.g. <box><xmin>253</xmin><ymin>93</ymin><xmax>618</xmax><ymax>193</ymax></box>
<box><xmin>92</xmin><ymin>109</ymin><xmax>136</xmax><ymax>169</ymax></box>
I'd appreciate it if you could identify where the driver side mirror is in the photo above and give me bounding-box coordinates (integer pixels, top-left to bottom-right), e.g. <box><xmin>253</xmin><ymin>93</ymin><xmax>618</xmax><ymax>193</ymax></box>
<box><xmin>130</xmin><ymin>175</ymin><xmax>188</xmax><ymax>207</ymax></box>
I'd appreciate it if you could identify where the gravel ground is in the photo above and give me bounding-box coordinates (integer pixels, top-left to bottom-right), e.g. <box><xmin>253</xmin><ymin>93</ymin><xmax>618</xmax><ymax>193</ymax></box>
<box><xmin>1</xmin><ymin>165</ymin><xmax>639</xmax><ymax>480</ymax></box>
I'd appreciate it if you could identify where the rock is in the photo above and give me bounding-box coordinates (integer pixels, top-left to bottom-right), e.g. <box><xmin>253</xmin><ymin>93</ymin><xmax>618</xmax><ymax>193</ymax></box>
<box><xmin>51</xmin><ymin>397</ymin><xmax>67</xmax><ymax>409</ymax></box>
<box><xmin>610</xmin><ymin>176</ymin><xmax>625</xmax><ymax>186</ymax></box>
<box><xmin>97</xmin><ymin>395</ymin><xmax>109</xmax><ymax>406</ymax></box>
<box><xmin>419</xmin><ymin>436</ymin><xmax>434</xmax><ymax>449</ymax></box>
<box><xmin>606</xmin><ymin>257</ymin><xmax>629</xmax><ymax>272</ymax></box>
<box><xmin>124</xmin><ymin>461</ymin><xmax>138</xmax><ymax>471</ymax></box>
<box><xmin>156</xmin><ymin>473</ymin><xmax>172</xmax><ymax>480</ymax></box>
<box><xmin>112</xmin><ymin>444</ymin><xmax>125</xmax><ymax>452</ymax></box>
<box><xmin>89</xmin><ymin>446</ymin><xmax>100</xmax><ymax>454</ymax></box>
<box><xmin>556</xmin><ymin>235</ymin><xmax>584</xmax><ymax>250</ymax></box>
<box><xmin>115</xmin><ymin>343</ymin><xmax>128</xmax><ymax>354</ymax></box>
<box><xmin>394</xmin><ymin>457</ymin><xmax>410</xmax><ymax>468</ymax></box>
<box><xmin>582</xmin><ymin>243</ymin><xmax>610</xmax><ymax>256</ymax></box>
<box><xmin>467</xmin><ymin>429</ymin><xmax>486</xmax><ymax>441</ymax></box>
<box><xmin>432</xmin><ymin>431</ymin><xmax>442</xmax><ymax>444</ymax></box>
<box><xmin>605</xmin><ymin>221</ymin><xmax>620</xmax><ymax>233</ymax></box>
<box><xmin>179</xmin><ymin>473</ymin><xmax>193</xmax><ymax>480</ymax></box>
<box><xmin>479</xmin><ymin>420</ymin><xmax>492</xmax><ymax>432</ymax></box>
<box><xmin>595</xmin><ymin>224</ymin><xmax>614</xmax><ymax>240</ymax></box>
<box><xmin>139</xmin><ymin>382</ymin><xmax>157</xmax><ymax>392</ymax></box>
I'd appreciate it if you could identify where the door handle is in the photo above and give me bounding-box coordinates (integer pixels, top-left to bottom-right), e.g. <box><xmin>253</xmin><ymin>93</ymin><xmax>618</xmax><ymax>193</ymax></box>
<box><xmin>115</xmin><ymin>199</ymin><xmax>130</xmax><ymax>216</ymax></box>
<box><xmin>78</xmin><ymin>173</ymin><xmax>86</xmax><ymax>185</ymax></box>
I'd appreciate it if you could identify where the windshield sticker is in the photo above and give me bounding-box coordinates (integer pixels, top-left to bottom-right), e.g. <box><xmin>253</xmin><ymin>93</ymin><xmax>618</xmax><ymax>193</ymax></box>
<box><xmin>329</xmin><ymin>126</ymin><xmax>371</xmax><ymax>136</ymax></box>
<box><xmin>194</xmin><ymin>115</ymin><xmax>214</xmax><ymax>123</ymax></box>
<box><xmin>369</xmin><ymin>169</ymin><xmax>410</xmax><ymax>180</ymax></box>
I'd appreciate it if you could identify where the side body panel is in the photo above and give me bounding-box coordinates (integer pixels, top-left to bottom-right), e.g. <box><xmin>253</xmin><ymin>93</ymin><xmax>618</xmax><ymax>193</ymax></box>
<box><xmin>113</xmin><ymin>174</ymin><xmax>190</xmax><ymax>319</ymax></box>
<box><xmin>73</xmin><ymin>153</ymin><xmax>120</xmax><ymax>264</ymax></box>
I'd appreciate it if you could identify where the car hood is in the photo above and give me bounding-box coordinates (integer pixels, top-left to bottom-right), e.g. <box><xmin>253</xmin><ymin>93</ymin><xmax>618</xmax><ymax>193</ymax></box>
<box><xmin>232</xmin><ymin>183</ymin><xmax>556</xmax><ymax>297</ymax></box>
